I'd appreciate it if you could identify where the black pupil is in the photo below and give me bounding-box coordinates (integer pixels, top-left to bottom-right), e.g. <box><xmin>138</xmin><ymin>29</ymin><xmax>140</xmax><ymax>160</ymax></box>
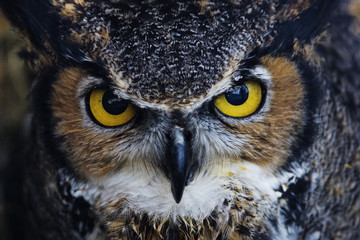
<box><xmin>102</xmin><ymin>90</ymin><xmax>128</xmax><ymax>115</ymax></box>
<box><xmin>225</xmin><ymin>84</ymin><xmax>249</xmax><ymax>105</ymax></box>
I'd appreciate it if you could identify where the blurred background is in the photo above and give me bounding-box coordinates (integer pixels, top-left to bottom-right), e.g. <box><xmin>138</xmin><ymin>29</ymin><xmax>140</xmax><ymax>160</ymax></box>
<box><xmin>0</xmin><ymin>11</ymin><xmax>30</xmax><ymax>238</ymax></box>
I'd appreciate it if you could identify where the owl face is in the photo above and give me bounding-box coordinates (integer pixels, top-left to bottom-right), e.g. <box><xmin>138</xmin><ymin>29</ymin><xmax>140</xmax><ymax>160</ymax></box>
<box><xmin>52</xmin><ymin>54</ymin><xmax>305</xmax><ymax>216</ymax></box>
<box><xmin>1</xmin><ymin>0</ymin><xmax>329</xmax><ymax>238</ymax></box>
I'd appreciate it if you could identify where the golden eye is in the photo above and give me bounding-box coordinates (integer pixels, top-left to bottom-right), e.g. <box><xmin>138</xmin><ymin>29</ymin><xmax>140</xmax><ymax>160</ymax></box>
<box><xmin>214</xmin><ymin>81</ymin><xmax>262</xmax><ymax>118</ymax></box>
<box><xmin>89</xmin><ymin>89</ymin><xmax>136</xmax><ymax>127</ymax></box>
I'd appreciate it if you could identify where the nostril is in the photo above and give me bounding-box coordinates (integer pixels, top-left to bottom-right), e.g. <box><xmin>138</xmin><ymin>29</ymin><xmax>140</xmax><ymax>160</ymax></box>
<box><xmin>165</xmin><ymin>132</ymin><xmax>172</xmax><ymax>142</ymax></box>
<box><xmin>186</xmin><ymin>162</ymin><xmax>198</xmax><ymax>185</ymax></box>
<box><xmin>184</xmin><ymin>129</ymin><xmax>192</xmax><ymax>143</ymax></box>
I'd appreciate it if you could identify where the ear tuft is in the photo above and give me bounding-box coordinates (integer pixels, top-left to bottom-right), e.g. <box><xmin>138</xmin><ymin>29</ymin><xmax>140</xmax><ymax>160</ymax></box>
<box><xmin>0</xmin><ymin>0</ymin><xmax>86</xmax><ymax>66</ymax></box>
<box><xmin>267</xmin><ymin>0</ymin><xmax>340</xmax><ymax>53</ymax></box>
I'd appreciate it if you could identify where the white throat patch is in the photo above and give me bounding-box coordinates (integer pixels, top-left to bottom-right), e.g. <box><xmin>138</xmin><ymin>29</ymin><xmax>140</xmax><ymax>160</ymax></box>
<box><xmin>67</xmin><ymin>161</ymin><xmax>305</xmax><ymax>224</ymax></box>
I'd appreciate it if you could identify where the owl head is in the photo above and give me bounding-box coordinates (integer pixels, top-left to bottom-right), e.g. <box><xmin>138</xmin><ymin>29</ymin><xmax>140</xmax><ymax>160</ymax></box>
<box><xmin>1</xmin><ymin>0</ymin><xmax>344</xmax><ymax>239</ymax></box>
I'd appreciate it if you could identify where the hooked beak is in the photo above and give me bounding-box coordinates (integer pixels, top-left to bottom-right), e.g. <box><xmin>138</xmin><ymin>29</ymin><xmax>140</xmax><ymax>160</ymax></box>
<box><xmin>166</xmin><ymin>126</ymin><xmax>194</xmax><ymax>204</ymax></box>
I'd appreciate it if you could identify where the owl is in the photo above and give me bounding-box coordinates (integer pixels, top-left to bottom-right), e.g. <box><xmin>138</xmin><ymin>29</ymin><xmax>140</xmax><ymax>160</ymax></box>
<box><xmin>1</xmin><ymin>0</ymin><xmax>360</xmax><ymax>239</ymax></box>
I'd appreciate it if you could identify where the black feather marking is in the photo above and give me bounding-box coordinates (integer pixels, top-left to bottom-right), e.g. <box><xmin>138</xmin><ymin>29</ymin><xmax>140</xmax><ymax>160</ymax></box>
<box><xmin>281</xmin><ymin>175</ymin><xmax>311</xmax><ymax>225</ymax></box>
<box><xmin>236</xmin><ymin>225</ymin><xmax>251</xmax><ymax>236</ymax></box>
<box><xmin>280</xmin><ymin>57</ymin><xmax>320</xmax><ymax>173</ymax></box>
<box><xmin>268</xmin><ymin>0</ymin><xmax>340</xmax><ymax>53</ymax></box>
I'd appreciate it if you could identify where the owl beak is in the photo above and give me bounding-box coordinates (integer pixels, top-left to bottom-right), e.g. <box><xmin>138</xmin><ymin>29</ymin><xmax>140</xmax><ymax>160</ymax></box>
<box><xmin>166</xmin><ymin>126</ymin><xmax>193</xmax><ymax>204</ymax></box>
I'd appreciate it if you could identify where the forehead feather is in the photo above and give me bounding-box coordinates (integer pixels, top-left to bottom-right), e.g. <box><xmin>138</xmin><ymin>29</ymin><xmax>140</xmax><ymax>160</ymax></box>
<box><xmin>52</xmin><ymin>0</ymin><xmax>311</xmax><ymax>104</ymax></box>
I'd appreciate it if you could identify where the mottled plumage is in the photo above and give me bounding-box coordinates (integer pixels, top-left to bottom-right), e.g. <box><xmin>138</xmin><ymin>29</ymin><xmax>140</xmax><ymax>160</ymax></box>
<box><xmin>1</xmin><ymin>0</ymin><xmax>360</xmax><ymax>239</ymax></box>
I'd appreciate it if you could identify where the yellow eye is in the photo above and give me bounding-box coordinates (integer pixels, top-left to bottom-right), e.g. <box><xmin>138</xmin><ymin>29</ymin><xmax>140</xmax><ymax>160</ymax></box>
<box><xmin>89</xmin><ymin>89</ymin><xmax>136</xmax><ymax>127</ymax></box>
<box><xmin>214</xmin><ymin>81</ymin><xmax>262</xmax><ymax>118</ymax></box>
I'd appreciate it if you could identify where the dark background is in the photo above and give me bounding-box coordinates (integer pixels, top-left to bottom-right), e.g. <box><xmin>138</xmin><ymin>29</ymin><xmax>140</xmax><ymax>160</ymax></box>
<box><xmin>0</xmin><ymin>11</ymin><xmax>30</xmax><ymax>238</ymax></box>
